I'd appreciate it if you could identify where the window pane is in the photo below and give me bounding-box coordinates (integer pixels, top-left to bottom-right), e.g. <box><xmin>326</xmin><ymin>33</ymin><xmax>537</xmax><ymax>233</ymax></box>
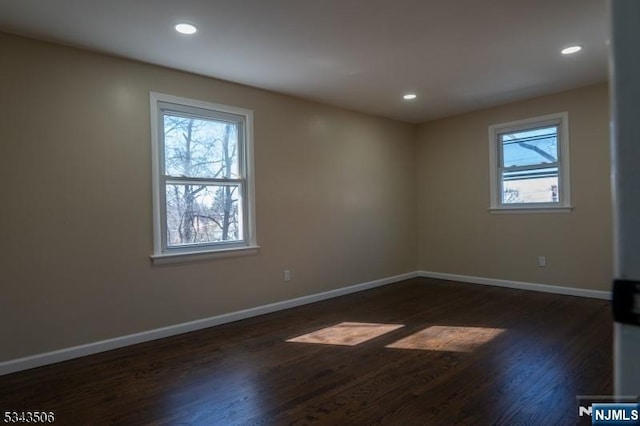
<box><xmin>502</xmin><ymin>167</ymin><xmax>559</xmax><ymax>204</ymax></box>
<box><xmin>501</xmin><ymin>126</ymin><xmax>558</xmax><ymax>167</ymax></box>
<box><xmin>165</xmin><ymin>184</ymin><xmax>243</xmax><ymax>246</ymax></box>
<box><xmin>163</xmin><ymin>114</ymin><xmax>239</xmax><ymax>179</ymax></box>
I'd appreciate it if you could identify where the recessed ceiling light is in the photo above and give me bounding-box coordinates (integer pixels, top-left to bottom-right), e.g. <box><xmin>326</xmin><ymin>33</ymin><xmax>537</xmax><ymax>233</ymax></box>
<box><xmin>175</xmin><ymin>23</ymin><xmax>197</xmax><ymax>35</ymax></box>
<box><xmin>403</xmin><ymin>94</ymin><xmax>417</xmax><ymax>100</ymax></box>
<box><xmin>561</xmin><ymin>45</ymin><xmax>582</xmax><ymax>55</ymax></box>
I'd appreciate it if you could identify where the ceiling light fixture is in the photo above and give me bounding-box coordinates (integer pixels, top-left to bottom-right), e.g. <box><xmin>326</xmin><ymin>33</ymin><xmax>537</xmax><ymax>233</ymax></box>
<box><xmin>561</xmin><ymin>45</ymin><xmax>582</xmax><ymax>55</ymax></box>
<box><xmin>175</xmin><ymin>23</ymin><xmax>197</xmax><ymax>35</ymax></box>
<box><xmin>403</xmin><ymin>94</ymin><xmax>417</xmax><ymax>100</ymax></box>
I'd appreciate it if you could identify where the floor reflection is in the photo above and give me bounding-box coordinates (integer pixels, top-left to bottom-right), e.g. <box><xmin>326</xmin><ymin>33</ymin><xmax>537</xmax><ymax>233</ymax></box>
<box><xmin>161</xmin><ymin>361</ymin><xmax>265</xmax><ymax>424</ymax></box>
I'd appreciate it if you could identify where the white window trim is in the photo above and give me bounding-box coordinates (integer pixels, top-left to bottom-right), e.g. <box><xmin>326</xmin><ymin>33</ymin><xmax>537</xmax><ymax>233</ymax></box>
<box><xmin>488</xmin><ymin>112</ymin><xmax>572</xmax><ymax>214</ymax></box>
<box><xmin>149</xmin><ymin>92</ymin><xmax>258</xmax><ymax>263</ymax></box>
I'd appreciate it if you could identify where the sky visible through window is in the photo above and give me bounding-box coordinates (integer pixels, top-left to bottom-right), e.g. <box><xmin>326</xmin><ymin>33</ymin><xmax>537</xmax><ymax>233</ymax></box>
<box><xmin>500</xmin><ymin>126</ymin><xmax>559</xmax><ymax>204</ymax></box>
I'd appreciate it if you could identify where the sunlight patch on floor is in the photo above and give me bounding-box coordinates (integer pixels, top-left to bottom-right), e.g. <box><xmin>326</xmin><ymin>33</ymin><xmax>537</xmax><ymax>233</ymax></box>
<box><xmin>386</xmin><ymin>326</ymin><xmax>505</xmax><ymax>352</ymax></box>
<box><xmin>287</xmin><ymin>322</ymin><xmax>404</xmax><ymax>346</ymax></box>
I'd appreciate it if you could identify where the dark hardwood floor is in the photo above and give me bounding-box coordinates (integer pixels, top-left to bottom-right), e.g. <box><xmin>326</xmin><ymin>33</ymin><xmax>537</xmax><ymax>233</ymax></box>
<box><xmin>0</xmin><ymin>278</ymin><xmax>612</xmax><ymax>425</ymax></box>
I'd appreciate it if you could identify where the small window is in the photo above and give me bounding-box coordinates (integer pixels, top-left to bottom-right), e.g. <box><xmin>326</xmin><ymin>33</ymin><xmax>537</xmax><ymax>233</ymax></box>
<box><xmin>150</xmin><ymin>93</ymin><xmax>257</xmax><ymax>262</ymax></box>
<box><xmin>488</xmin><ymin>112</ymin><xmax>571</xmax><ymax>212</ymax></box>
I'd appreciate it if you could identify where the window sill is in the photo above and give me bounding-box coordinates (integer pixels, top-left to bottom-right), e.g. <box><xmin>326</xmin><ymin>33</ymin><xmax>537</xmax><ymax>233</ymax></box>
<box><xmin>151</xmin><ymin>245</ymin><xmax>260</xmax><ymax>264</ymax></box>
<box><xmin>489</xmin><ymin>206</ymin><xmax>573</xmax><ymax>214</ymax></box>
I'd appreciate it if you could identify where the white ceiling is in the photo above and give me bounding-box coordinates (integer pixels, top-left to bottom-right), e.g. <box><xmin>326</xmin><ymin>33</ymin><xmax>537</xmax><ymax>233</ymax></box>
<box><xmin>0</xmin><ymin>0</ymin><xmax>609</xmax><ymax>123</ymax></box>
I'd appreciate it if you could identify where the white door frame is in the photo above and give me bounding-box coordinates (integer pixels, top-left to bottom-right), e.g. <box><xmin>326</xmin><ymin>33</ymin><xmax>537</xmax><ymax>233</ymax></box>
<box><xmin>609</xmin><ymin>0</ymin><xmax>640</xmax><ymax>396</ymax></box>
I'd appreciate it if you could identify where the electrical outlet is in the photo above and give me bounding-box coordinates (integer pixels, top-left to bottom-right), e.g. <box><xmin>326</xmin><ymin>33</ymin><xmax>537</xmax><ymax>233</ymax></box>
<box><xmin>284</xmin><ymin>270</ymin><xmax>291</xmax><ymax>282</ymax></box>
<box><xmin>538</xmin><ymin>256</ymin><xmax>547</xmax><ymax>267</ymax></box>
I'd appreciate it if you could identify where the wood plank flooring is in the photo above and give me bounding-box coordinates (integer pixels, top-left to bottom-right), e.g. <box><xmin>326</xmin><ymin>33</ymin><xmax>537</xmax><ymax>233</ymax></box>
<box><xmin>0</xmin><ymin>278</ymin><xmax>612</xmax><ymax>425</ymax></box>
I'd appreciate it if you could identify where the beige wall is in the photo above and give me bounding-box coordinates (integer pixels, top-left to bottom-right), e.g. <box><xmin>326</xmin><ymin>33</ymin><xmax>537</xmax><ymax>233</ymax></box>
<box><xmin>0</xmin><ymin>34</ymin><xmax>417</xmax><ymax>362</ymax></box>
<box><xmin>417</xmin><ymin>83</ymin><xmax>612</xmax><ymax>291</ymax></box>
<box><xmin>0</xmin><ymin>32</ymin><xmax>613</xmax><ymax>364</ymax></box>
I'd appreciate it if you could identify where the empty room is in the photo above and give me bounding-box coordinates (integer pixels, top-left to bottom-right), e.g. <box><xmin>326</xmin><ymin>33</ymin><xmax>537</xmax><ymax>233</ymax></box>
<box><xmin>1</xmin><ymin>0</ymin><xmax>639</xmax><ymax>425</ymax></box>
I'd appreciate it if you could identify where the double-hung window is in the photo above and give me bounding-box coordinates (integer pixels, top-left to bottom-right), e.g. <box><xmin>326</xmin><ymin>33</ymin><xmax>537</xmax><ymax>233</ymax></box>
<box><xmin>150</xmin><ymin>93</ymin><xmax>257</xmax><ymax>262</ymax></box>
<box><xmin>488</xmin><ymin>112</ymin><xmax>571</xmax><ymax>212</ymax></box>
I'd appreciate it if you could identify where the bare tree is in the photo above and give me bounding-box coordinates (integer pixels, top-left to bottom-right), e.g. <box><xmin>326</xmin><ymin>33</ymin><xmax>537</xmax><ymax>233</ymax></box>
<box><xmin>504</xmin><ymin>131</ymin><xmax>557</xmax><ymax>164</ymax></box>
<box><xmin>164</xmin><ymin>116</ymin><xmax>240</xmax><ymax>246</ymax></box>
<box><xmin>503</xmin><ymin>188</ymin><xmax>524</xmax><ymax>203</ymax></box>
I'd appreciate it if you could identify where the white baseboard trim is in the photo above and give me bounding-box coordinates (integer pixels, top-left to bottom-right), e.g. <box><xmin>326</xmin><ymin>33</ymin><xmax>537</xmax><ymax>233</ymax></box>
<box><xmin>419</xmin><ymin>270</ymin><xmax>611</xmax><ymax>300</ymax></box>
<box><xmin>1</xmin><ymin>270</ymin><xmax>608</xmax><ymax>376</ymax></box>
<box><xmin>0</xmin><ymin>271</ymin><xmax>418</xmax><ymax>376</ymax></box>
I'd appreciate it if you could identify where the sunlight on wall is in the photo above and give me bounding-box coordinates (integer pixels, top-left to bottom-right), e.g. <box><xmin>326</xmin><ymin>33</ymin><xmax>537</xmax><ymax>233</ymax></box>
<box><xmin>386</xmin><ymin>326</ymin><xmax>505</xmax><ymax>352</ymax></box>
<box><xmin>286</xmin><ymin>322</ymin><xmax>404</xmax><ymax>346</ymax></box>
